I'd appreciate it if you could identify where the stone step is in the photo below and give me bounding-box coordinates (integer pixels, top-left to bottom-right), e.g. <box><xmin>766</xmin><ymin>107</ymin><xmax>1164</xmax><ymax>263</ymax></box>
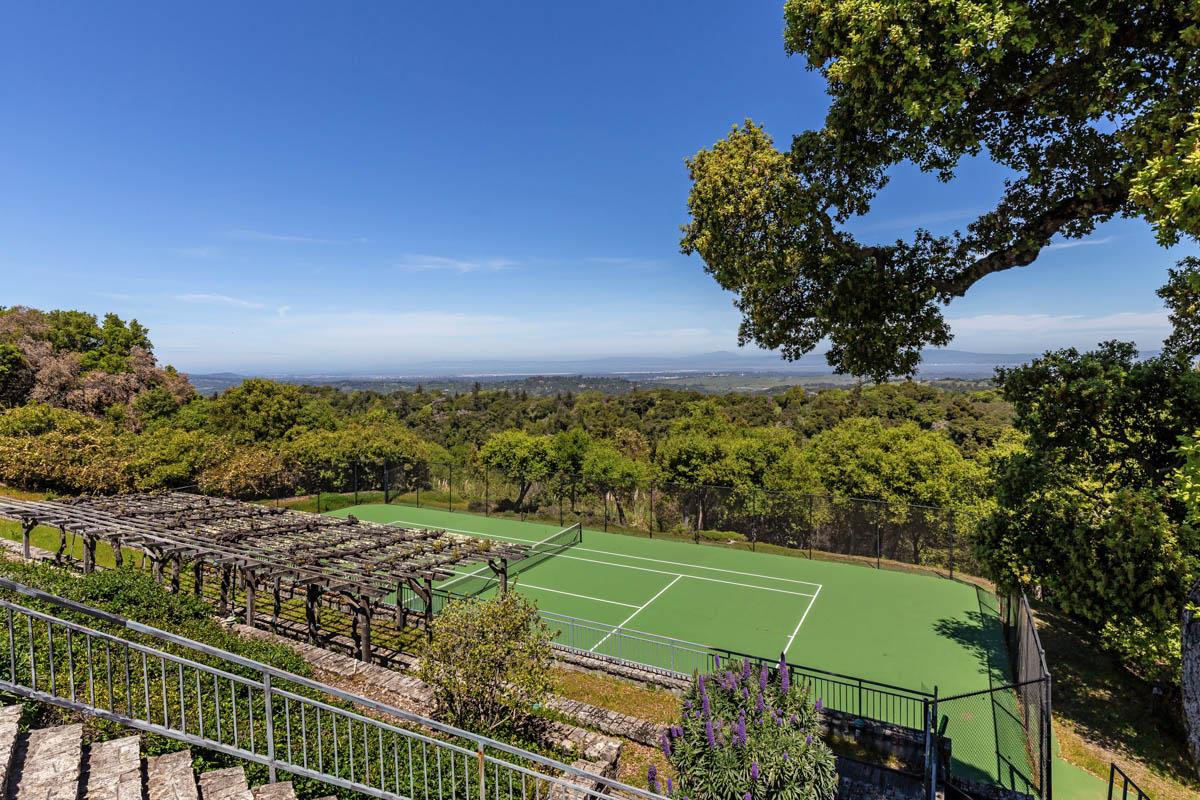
<box><xmin>84</xmin><ymin>736</ymin><xmax>143</xmax><ymax>800</ymax></box>
<box><xmin>11</xmin><ymin>723</ymin><xmax>84</xmax><ymax>800</ymax></box>
<box><xmin>146</xmin><ymin>750</ymin><xmax>199</xmax><ymax>800</ymax></box>
<box><xmin>313</xmin><ymin>795</ymin><xmax>338</xmax><ymax>800</ymax></box>
<box><xmin>0</xmin><ymin>705</ymin><xmax>24</xmax><ymax>794</ymax></box>
<box><xmin>197</xmin><ymin>767</ymin><xmax>252</xmax><ymax>800</ymax></box>
<box><xmin>251</xmin><ymin>782</ymin><xmax>295</xmax><ymax>800</ymax></box>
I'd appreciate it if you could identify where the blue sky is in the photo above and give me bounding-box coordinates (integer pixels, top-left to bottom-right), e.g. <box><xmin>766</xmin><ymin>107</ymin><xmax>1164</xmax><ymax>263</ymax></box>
<box><xmin>2</xmin><ymin>1</ymin><xmax>1196</xmax><ymax>373</ymax></box>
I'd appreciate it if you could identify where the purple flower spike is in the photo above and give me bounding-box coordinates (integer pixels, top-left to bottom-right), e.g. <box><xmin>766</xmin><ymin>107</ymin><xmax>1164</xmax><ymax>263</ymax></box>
<box><xmin>705</xmin><ymin>719</ymin><xmax>716</xmax><ymax>748</ymax></box>
<box><xmin>779</xmin><ymin>656</ymin><xmax>790</xmax><ymax>693</ymax></box>
<box><xmin>744</xmin><ymin>793</ymin><xmax>752</xmax><ymax>800</ymax></box>
<box><xmin>756</xmin><ymin>692</ymin><xmax>765</xmax><ymax>714</ymax></box>
<box><xmin>702</xmin><ymin>691</ymin><xmax>711</xmax><ymax>717</ymax></box>
<box><xmin>742</xmin><ymin>659</ymin><xmax>751</xmax><ymax>680</ymax></box>
<box><xmin>698</xmin><ymin>675</ymin><xmax>706</xmax><ymax>695</ymax></box>
<box><xmin>806</xmin><ymin>734</ymin><xmax>813</xmax><ymax>745</ymax></box>
<box><xmin>661</xmin><ymin>734</ymin><xmax>672</xmax><ymax>758</ymax></box>
<box><xmin>759</xmin><ymin>664</ymin><xmax>768</xmax><ymax>692</ymax></box>
<box><xmin>714</xmin><ymin>654</ymin><xmax>721</xmax><ymax>669</ymax></box>
<box><xmin>667</xmin><ymin>778</ymin><xmax>673</xmax><ymax>795</ymax></box>
<box><xmin>783</xmin><ymin>751</ymin><xmax>790</xmax><ymax>761</ymax></box>
<box><xmin>647</xmin><ymin>764</ymin><xmax>659</xmax><ymax>794</ymax></box>
<box><xmin>750</xmin><ymin>762</ymin><xmax>760</xmax><ymax>781</ymax></box>
<box><xmin>814</xmin><ymin>698</ymin><xmax>823</xmax><ymax>712</ymax></box>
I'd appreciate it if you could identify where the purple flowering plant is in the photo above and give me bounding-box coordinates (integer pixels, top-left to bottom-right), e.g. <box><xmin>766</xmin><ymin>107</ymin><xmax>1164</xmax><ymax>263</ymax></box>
<box><xmin>646</xmin><ymin>657</ymin><xmax>836</xmax><ymax>800</ymax></box>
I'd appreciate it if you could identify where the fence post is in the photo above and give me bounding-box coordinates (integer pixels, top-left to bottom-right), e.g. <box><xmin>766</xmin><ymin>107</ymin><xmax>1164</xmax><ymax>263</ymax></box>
<box><xmin>449</xmin><ymin>463</ymin><xmax>454</xmax><ymax>512</ymax></box>
<box><xmin>876</xmin><ymin>509</ymin><xmax>882</xmax><ymax>569</ymax></box>
<box><xmin>353</xmin><ymin>460</ymin><xmax>359</xmax><ymax>506</ymax></box>
<box><xmin>604</xmin><ymin>492</ymin><xmax>609</xmax><ymax>532</ymax></box>
<box><xmin>477</xmin><ymin>745</ymin><xmax>486</xmax><ymax>800</ymax></box>
<box><xmin>263</xmin><ymin>672</ymin><xmax>276</xmax><ymax>783</ymax></box>
<box><xmin>484</xmin><ymin>472</ymin><xmax>489</xmax><ymax>516</ymax></box>
<box><xmin>649</xmin><ymin>484</ymin><xmax>655</xmax><ymax>538</ymax></box>
<box><xmin>948</xmin><ymin>509</ymin><xmax>956</xmax><ymax>579</ymax></box>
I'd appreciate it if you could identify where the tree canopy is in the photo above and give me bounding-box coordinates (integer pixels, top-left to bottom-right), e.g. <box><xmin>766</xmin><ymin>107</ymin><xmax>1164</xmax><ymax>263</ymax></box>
<box><xmin>682</xmin><ymin>1</ymin><xmax>1200</xmax><ymax>379</ymax></box>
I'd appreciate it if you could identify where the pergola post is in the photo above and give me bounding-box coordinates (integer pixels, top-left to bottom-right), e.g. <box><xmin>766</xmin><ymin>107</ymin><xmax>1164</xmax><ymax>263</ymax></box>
<box><xmin>54</xmin><ymin>525</ymin><xmax>67</xmax><ymax>563</ymax></box>
<box><xmin>82</xmin><ymin>534</ymin><xmax>96</xmax><ymax>574</ymax></box>
<box><xmin>243</xmin><ymin>569</ymin><xmax>257</xmax><ymax>627</ymax></box>
<box><xmin>169</xmin><ymin>556</ymin><xmax>181</xmax><ymax>592</ymax></box>
<box><xmin>111</xmin><ymin>538</ymin><xmax>123</xmax><ymax>569</ymax></box>
<box><xmin>395</xmin><ymin>580</ymin><xmax>407</xmax><ymax>630</ymax></box>
<box><xmin>20</xmin><ymin>519</ymin><xmax>34</xmax><ymax>561</ymax></box>
<box><xmin>219</xmin><ymin>566</ymin><xmax>232</xmax><ymax>615</ymax></box>
<box><xmin>305</xmin><ymin>584</ymin><xmax>322</xmax><ymax>644</ymax></box>
<box><xmin>356</xmin><ymin>597</ymin><xmax>373</xmax><ymax>664</ymax></box>
<box><xmin>424</xmin><ymin>576</ymin><xmax>434</xmax><ymax>640</ymax></box>
<box><xmin>271</xmin><ymin>577</ymin><xmax>282</xmax><ymax>633</ymax></box>
<box><xmin>151</xmin><ymin>552</ymin><xmax>163</xmax><ymax>583</ymax></box>
<box><xmin>193</xmin><ymin>560</ymin><xmax>203</xmax><ymax>597</ymax></box>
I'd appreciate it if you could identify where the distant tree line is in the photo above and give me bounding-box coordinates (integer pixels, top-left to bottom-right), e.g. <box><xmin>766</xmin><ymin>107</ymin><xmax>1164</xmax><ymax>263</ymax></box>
<box><xmin>2</xmin><ymin>283</ymin><xmax>1199</xmax><ymax>690</ymax></box>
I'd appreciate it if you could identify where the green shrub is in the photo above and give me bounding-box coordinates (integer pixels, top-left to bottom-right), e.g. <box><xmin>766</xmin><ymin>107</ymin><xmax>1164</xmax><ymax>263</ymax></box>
<box><xmin>419</xmin><ymin>591</ymin><xmax>554</xmax><ymax>735</ymax></box>
<box><xmin>649</xmin><ymin>657</ymin><xmax>837</xmax><ymax>800</ymax></box>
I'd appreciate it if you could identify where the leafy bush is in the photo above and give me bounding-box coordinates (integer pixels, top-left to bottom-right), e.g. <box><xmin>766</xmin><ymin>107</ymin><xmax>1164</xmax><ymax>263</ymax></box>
<box><xmin>649</xmin><ymin>656</ymin><xmax>837</xmax><ymax>800</ymax></box>
<box><xmin>419</xmin><ymin>591</ymin><xmax>554</xmax><ymax>735</ymax></box>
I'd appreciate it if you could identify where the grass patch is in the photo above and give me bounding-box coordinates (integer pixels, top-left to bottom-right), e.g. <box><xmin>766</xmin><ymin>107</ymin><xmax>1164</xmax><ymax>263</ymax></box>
<box><xmin>551</xmin><ymin>668</ymin><xmax>680</xmax><ymax>725</ymax></box>
<box><xmin>0</xmin><ymin>485</ymin><xmax>53</xmax><ymax>501</ymax></box>
<box><xmin>1034</xmin><ymin>602</ymin><xmax>1199</xmax><ymax>800</ymax></box>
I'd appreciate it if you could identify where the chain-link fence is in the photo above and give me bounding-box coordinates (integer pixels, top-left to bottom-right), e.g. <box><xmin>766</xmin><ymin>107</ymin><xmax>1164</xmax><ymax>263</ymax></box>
<box><xmin>932</xmin><ymin>590</ymin><xmax>1051</xmax><ymax>800</ymax></box>
<box><xmin>243</xmin><ymin>458</ymin><xmax>988</xmax><ymax>582</ymax></box>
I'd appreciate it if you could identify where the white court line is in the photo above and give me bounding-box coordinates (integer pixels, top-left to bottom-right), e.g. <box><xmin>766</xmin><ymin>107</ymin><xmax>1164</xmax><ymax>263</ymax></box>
<box><xmin>387</xmin><ymin>519</ymin><xmax>822</xmax><ymax>597</ymax></box>
<box><xmin>519</xmin><ymin>583</ymin><xmax>640</xmax><ymax>608</ymax></box>
<box><xmin>782</xmin><ymin>584</ymin><xmax>822</xmax><ymax>656</ymax></box>
<box><xmin>589</xmin><ymin>575</ymin><xmax>682</xmax><ymax>653</ymax></box>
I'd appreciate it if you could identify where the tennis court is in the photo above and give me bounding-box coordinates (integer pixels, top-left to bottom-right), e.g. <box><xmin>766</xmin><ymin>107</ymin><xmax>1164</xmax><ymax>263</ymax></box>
<box><xmin>329</xmin><ymin>504</ymin><xmax>1031</xmax><ymax>792</ymax></box>
<box><xmin>332</xmin><ymin>505</ymin><xmax>999</xmax><ymax>689</ymax></box>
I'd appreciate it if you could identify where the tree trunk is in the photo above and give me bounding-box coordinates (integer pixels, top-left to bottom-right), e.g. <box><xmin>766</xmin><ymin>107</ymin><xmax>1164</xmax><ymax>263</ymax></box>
<box><xmin>516</xmin><ymin>480</ymin><xmax>532</xmax><ymax>508</ymax></box>
<box><xmin>1183</xmin><ymin>578</ymin><xmax>1200</xmax><ymax>777</ymax></box>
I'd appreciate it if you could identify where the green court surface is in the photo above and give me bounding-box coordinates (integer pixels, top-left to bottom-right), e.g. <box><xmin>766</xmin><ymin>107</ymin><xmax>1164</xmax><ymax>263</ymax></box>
<box><xmin>330</xmin><ymin>504</ymin><xmax>1033</xmax><ymax>792</ymax></box>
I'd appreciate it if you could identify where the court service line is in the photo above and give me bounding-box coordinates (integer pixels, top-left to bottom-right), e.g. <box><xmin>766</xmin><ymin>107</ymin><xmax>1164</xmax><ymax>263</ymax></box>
<box><xmin>782</xmin><ymin>584</ymin><xmax>822</xmax><ymax>656</ymax></box>
<box><xmin>518</xmin><ymin>583</ymin><xmax>640</xmax><ymax>608</ymax></box>
<box><xmin>385</xmin><ymin>518</ymin><xmax>823</xmax><ymax>591</ymax></box>
<box><xmin>589</xmin><ymin>575</ymin><xmax>682</xmax><ymax>653</ymax></box>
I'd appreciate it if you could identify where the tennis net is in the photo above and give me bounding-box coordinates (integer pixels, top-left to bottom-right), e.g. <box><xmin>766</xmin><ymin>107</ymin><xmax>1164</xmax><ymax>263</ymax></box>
<box><xmin>399</xmin><ymin>522</ymin><xmax>583</xmax><ymax>614</ymax></box>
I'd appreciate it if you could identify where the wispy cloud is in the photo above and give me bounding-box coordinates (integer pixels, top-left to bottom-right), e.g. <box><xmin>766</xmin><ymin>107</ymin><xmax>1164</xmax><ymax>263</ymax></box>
<box><xmin>170</xmin><ymin>246</ymin><xmax>222</xmax><ymax>259</ymax></box>
<box><xmin>585</xmin><ymin>256</ymin><xmax>672</xmax><ymax>271</ymax></box>
<box><xmin>225</xmin><ymin>228</ymin><xmax>362</xmax><ymax>245</ymax></box>
<box><xmin>394</xmin><ymin>254</ymin><xmax>517</xmax><ymax>273</ymax></box>
<box><xmin>174</xmin><ymin>293</ymin><xmax>265</xmax><ymax>309</ymax></box>
<box><xmin>1045</xmin><ymin>236</ymin><xmax>1115</xmax><ymax>251</ymax></box>
<box><xmin>948</xmin><ymin>311</ymin><xmax>1168</xmax><ymax>347</ymax></box>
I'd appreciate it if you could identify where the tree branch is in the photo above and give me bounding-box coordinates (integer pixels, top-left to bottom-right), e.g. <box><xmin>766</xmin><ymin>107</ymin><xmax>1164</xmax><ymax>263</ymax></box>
<box><xmin>939</xmin><ymin>181</ymin><xmax>1128</xmax><ymax>297</ymax></box>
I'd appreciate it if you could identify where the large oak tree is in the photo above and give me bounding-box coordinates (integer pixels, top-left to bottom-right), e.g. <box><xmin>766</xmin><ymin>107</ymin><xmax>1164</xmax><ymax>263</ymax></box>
<box><xmin>682</xmin><ymin>1</ymin><xmax>1200</xmax><ymax>380</ymax></box>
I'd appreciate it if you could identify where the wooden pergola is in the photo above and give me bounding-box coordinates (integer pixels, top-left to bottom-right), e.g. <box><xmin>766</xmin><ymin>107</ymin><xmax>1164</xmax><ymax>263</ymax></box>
<box><xmin>0</xmin><ymin>492</ymin><xmax>527</xmax><ymax>663</ymax></box>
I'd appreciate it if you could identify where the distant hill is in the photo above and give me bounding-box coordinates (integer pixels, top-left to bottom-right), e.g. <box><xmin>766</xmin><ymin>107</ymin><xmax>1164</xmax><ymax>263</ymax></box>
<box><xmin>188</xmin><ymin>348</ymin><xmax>1050</xmax><ymax>396</ymax></box>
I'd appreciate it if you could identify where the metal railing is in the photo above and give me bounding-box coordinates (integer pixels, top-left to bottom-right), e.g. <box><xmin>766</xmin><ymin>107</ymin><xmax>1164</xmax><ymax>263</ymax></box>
<box><xmin>542</xmin><ymin>609</ymin><xmax>935</xmax><ymax>731</ymax></box>
<box><xmin>1108</xmin><ymin>763</ymin><xmax>1150</xmax><ymax>800</ymax></box>
<box><xmin>0</xmin><ymin>578</ymin><xmax>665</xmax><ymax>800</ymax></box>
